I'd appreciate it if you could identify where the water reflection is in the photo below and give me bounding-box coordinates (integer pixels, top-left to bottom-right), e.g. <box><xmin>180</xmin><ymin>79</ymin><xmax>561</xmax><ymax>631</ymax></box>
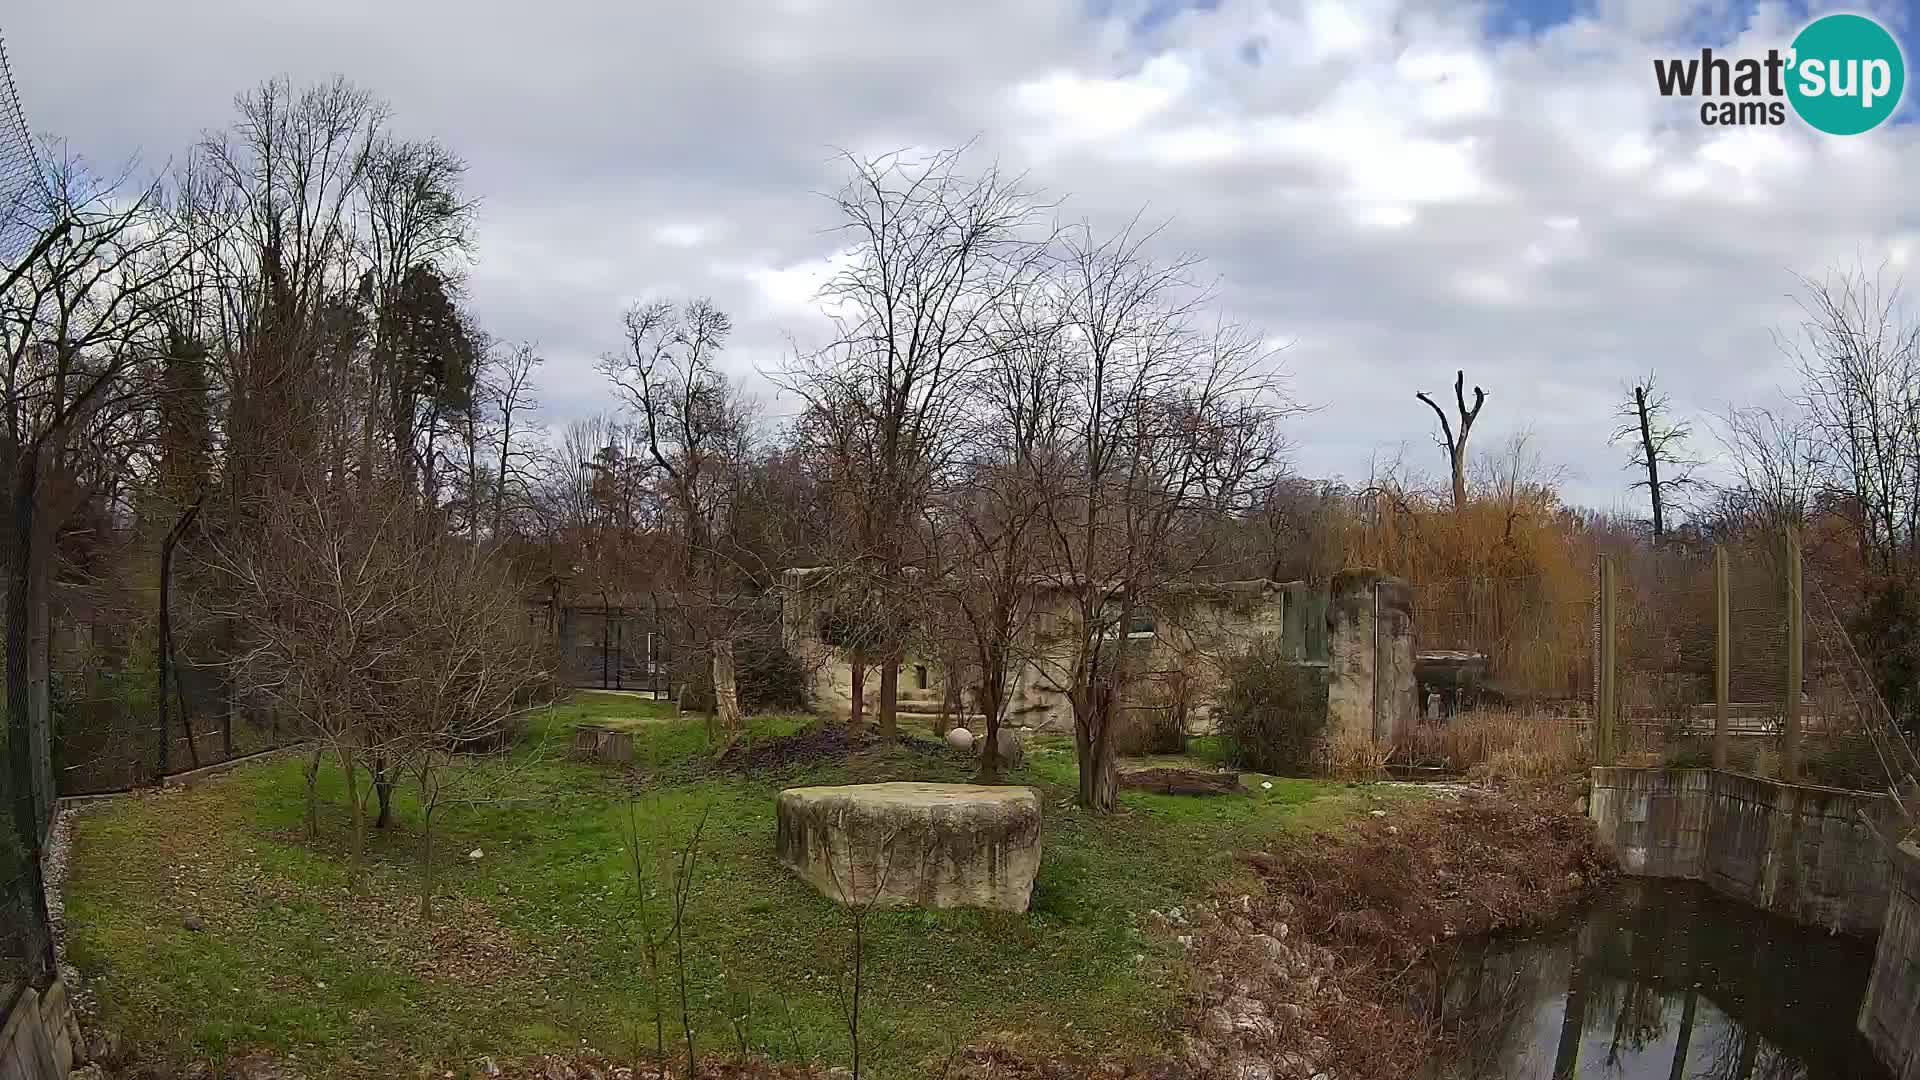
<box><xmin>1420</xmin><ymin>880</ymin><xmax>1888</xmax><ymax>1080</ymax></box>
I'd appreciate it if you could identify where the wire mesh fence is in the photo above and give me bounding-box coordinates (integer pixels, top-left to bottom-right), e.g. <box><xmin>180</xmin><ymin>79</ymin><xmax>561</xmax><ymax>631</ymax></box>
<box><xmin>51</xmin><ymin>664</ymin><xmax>299</xmax><ymax>796</ymax></box>
<box><xmin>1412</xmin><ymin>574</ymin><xmax>1594</xmax><ymax>711</ymax></box>
<box><xmin>0</xmin><ymin>30</ymin><xmax>43</xmax><ymax>263</ymax></box>
<box><xmin>1404</xmin><ymin>531</ymin><xmax>1920</xmax><ymax>795</ymax></box>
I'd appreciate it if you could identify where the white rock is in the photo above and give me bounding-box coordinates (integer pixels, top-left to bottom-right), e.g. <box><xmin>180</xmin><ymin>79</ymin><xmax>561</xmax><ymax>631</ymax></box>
<box><xmin>468</xmin><ymin>848</ymin><xmax>484</xmax><ymax>860</ymax></box>
<box><xmin>945</xmin><ymin>727</ymin><xmax>974</xmax><ymax>751</ymax></box>
<box><xmin>1260</xmin><ymin>780</ymin><xmax>1274</xmax><ymax>790</ymax></box>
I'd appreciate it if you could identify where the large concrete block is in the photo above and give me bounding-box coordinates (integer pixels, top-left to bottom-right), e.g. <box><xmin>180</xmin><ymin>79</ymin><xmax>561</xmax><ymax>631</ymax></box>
<box><xmin>775</xmin><ymin>783</ymin><xmax>1042</xmax><ymax>912</ymax></box>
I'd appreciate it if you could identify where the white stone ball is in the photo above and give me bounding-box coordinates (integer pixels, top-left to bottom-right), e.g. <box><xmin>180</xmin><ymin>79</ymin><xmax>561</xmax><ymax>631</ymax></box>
<box><xmin>945</xmin><ymin>727</ymin><xmax>975</xmax><ymax>751</ymax></box>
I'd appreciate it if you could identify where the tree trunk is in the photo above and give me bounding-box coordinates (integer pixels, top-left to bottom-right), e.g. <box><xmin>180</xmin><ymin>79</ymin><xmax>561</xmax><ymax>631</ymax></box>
<box><xmin>374</xmin><ymin>757</ymin><xmax>395</xmax><ymax>829</ymax></box>
<box><xmin>977</xmin><ymin>667</ymin><xmax>1005</xmax><ymax>784</ymax></box>
<box><xmin>1635</xmin><ymin>386</ymin><xmax>1665</xmax><ymax>541</ymax></box>
<box><xmin>340</xmin><ymin>741</ymin><xmax>365</xmax><ymax>887</ymax></box>
<box><xmin>877</xmin><ymin>659</ymin><xmax>898</xmax><ymax>739</ymax></box>
<box><xmin>420</xmin><ymin>802</ymin><xmax>436</xmax><ymax>920</ymax></box>
<box><xmin>304</xmin><ymin>746</ymin><xmax>323</xmax><ymax>842</ymax></box>
<box><xmin>938</xmin><ymin>665</ymin><xmax>960</xmax><ymax>737</ymax></box>
<box><xmin>1074</xmin><ymin>686</ymin><xmax>1119</xmax><ymax>812</ymax></box>
<box><xmin>848</xmin><ymin>655</ymin><xmax>866</xmax><ymax>735</ymax></box>
<box><xmin>711</xmin><ymin>637</ymin><xmax>744</xmax><ymax>734</ymax></box>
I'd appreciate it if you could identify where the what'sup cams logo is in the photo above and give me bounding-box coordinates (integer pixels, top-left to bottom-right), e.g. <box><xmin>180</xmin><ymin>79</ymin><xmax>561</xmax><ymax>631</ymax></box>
<box><xmin>1653</xmin><ymin>12</ymin><xmax>1906</xmax><ymax>134</ymax></box>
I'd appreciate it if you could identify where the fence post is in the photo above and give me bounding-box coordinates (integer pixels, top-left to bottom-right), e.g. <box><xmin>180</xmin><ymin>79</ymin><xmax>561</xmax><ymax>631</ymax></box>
<box><xmin>1783</xmin><ymin>525</ymin><xmax>1804</xmax><ymax>783</ymax></box>
<box><xmin>1714</xmin><ymin>544</ymin><xmax>1730</xmax><ymax>771</ymax></box>
<box><xmin>1598</xmin><ymin>555</ymin><xmax>1618</xmax><ymax>766</ymax></box>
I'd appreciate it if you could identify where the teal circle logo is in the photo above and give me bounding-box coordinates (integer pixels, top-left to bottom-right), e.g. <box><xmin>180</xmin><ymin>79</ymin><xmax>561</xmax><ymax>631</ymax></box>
<box><xmin>1787</xmin><ymin>13</ymin><xmax>1906</xmax><ymax>135</ymax></box>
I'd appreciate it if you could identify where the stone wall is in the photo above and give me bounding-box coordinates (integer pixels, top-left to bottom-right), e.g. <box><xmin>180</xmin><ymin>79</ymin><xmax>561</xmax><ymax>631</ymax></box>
<box><xmin>1861</xmin><ymin>842</ymin><xmax>1920</xmax><ymax>1080</ymax></box>
<box><xmin>0</xmin><ymin>979</ymin><xmax>79</xmax><ymax>1080</ymax></box>
<box><xmin>1589</xmin><ymin>767</ymin><xmax>1901</xmax><ymax>936</ymax></box>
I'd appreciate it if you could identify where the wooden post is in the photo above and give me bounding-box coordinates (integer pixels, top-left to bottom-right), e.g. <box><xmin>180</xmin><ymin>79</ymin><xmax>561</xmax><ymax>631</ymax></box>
<box><xmin>1783</xmin><ymin>525</ymin><xmax>1804</xmax><ymax>782</ymax></box>
<box><xmin>1598</xmin><ymin>556</ymin><xmax>1618</xmax><ymax>766</ymax></box>
<box><xmin>1714</xmin><ymin>545</ymin><xmax>1730</xmax><ymax>771</ymax></box>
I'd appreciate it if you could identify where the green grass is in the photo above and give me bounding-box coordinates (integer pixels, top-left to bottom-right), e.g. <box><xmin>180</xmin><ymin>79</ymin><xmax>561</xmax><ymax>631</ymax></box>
<box><xmin>66</xmin><ymin>692</ymin><xmax>1370</xmax><ymax>1078</ymax></box>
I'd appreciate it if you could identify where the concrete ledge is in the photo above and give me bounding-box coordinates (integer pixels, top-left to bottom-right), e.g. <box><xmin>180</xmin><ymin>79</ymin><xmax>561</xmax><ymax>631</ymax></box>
<box><xmin>1860</xmin><ymin>842</ymin><xmax>1920</xmax><ymax>1080</ymax></box>
<box><xmin>1589</xmin><ymin>766</ymin><xmax>1899</xmax><ymax>936</ymax></box>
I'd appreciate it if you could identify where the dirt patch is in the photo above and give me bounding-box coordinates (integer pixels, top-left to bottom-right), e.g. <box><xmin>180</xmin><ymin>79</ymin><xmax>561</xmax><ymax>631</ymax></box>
<box><xmin>708</xmin><ymin>723</ymin><xmax>951</xmax><ymax>773</ymax></box>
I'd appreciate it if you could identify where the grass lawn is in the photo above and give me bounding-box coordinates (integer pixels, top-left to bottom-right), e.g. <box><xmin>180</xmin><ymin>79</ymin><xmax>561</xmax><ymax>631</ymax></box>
<box><xmin>65</xmin><ymin>692</ymin><xmax>1378</xmax><ymax>1079</ymax></box>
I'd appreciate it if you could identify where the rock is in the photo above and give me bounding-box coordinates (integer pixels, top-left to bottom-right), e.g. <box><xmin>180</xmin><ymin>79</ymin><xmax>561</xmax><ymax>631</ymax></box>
<box><xmin>774</xmin><ymin>782</ymin><xmax>1042</xmax><ymax>912</ymax></box>
<box><xmin>84</xmin><ymin>1030</ymin><xmax>122</xmax><ymax>1065</ymax></box>
<box><xmin>478</xmin><ymin>1057</ymin><xmax>501</xmax><ymax>1077</ymax></box>
<box><xmin>974</xmin><ymin>727</ymin><xmax>1024</xmax><ymax>769</ymax></box>
<box><xmin>1251</xmin><ymin>932</ymin><xmax>1288</xmax><ymax>963</ymax></box>
<box><xmin>1224</xmin><ymin>1054</ymin><xmax>1275</xmax><ymax>1080</ymax></box>
<box><xmin>183</xmin><ymin>915</ymin><xmax>206</xmax><ymax>933</ymax></box>
<box><xmin>1202</xmin><ymin>995</ymin><xmax>1275</xmax><ymax>1042</ymax></box>
<box><xmin>468</xmin><ymin>848</ymin><xmax>485</xmax><ymax>860</ymax></box>
<box><xmin>945</xmin><ymin>727</ymin><xmax>974</xmax><ymax>751</ymax></box>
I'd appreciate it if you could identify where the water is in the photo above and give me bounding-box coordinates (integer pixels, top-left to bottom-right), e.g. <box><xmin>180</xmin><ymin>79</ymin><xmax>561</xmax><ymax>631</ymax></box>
<box><xmin>1420</xmin><ymin>879</ymin><xmax>1890</xmax><ymax>1080</ymax></box>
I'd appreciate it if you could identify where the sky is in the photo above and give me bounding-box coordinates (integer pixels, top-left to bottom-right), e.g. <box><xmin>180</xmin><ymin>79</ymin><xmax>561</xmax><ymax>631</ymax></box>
<box><xmin>8</xmin><ymin>0</ymin><xmax>1920</xmax><ymax>513</ymax></box>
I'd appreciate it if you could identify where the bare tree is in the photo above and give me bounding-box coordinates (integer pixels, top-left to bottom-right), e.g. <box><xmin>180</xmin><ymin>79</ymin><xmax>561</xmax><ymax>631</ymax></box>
<box><xmin>207</xmin><ymin>477</ymin><xmax>536</xmax><ymax>889</ymax></box>
<box><xmin>599</xmin><ymin>299</ymin><xmax>757</xmax><ymax>734</ymax></box>
<box><xmin>0</xmin><ymin>149</ymin><xmax>197</xmax><ymax>987</ymax></box>
<box><xmin>1610</xmin><ymin>373</ymin><xmax>1698</xmax><ymax>540</ymax></box>
<box><xmin>1782</xmin><ymin>264</ymin><xmax>1920</xmax><ymax>574</ymax></box>
<box><xmin>1416</xmin><ymin>369</ymin><xmax>1487</xmax><ymax>511</ymax></box>
<box><xmin>1029</xmin><ymin>222</ymin><xmax>1292</xmax><ymax>811</ymax></box>
<box><xmin>1708</xmin><ymin>404</ymin><xmax>1818</xmax><ymax>534</ymax></box>
<box><xmin>786</xmin><ymin>147</ymin><xmax>1053</xmax><ymax>739</ymax></box>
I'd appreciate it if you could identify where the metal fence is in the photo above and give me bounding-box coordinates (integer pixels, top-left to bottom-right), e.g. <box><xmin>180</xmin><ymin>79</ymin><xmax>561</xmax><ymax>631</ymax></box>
<box><xmin>52</xmin><ymin>664</ymin><xmax>300</xmax><ymax>796</ymax></box>
<box><xmin>1407</xmin><ymin>530</ymin><xmax>1920</xmax><ymax>794</ymax></box>
<box><xmin>554</xmin><ymin>604</ymin><xmax>673</xmax><ymax>695</ymax></box>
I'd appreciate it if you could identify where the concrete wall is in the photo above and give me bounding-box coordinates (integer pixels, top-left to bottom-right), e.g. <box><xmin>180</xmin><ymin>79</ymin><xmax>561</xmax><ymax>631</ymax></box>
<box><xmin>780</xmin><ymin>571</ymin><xmax>1298</xmax><ymax>735</ymax></box>
<box><xmin>1589</xmin><ymin>767</ymin><xmax>1901</xmax><ymax>936</ymax></box>
<box><xmin>1861</xmin><ymin>842</ymin><xmax>1920</xmax><ymax>1080</ymax></box>
<box><xmin>1325</xmin><ymin>569</ymin><xmax>1415</xmax><ymax>749</ymax></box>
<box><xmin>0</xmin><ymin>979</ymin><xmax>79</xmax><ymax>1080</ymax></box>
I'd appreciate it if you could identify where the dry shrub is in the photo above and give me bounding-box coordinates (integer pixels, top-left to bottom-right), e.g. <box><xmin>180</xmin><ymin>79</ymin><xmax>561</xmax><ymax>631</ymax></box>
<box><xmin>1168</xmin><ymin>786</ymin><xmax>1620</xmax><ymax>1080</ymax></box>
<box><xmin>1326</xmin><ymin>732</ymin><xmax>1388</xmax><ymax>779</ymax></box>
<box><xmin>1406</xmin><ymin>709</ymin><xmax>1587</xmax><ymax>781</ymax></box>
<box><xmin>1240</xmin><ymin>786</ymin><xmax>1617</xmax><ymax>975</ymax></box>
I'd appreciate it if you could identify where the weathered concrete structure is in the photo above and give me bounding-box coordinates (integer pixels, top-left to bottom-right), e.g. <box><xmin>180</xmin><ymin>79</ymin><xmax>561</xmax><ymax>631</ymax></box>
<box><xmin>1591</xmin><ymin>767</ymin><xmax>1920</xmax><ymax>1078</ymax></box>
<box><xmin>1589</xmin><ymin>767</ymin><xmax>1903</xmax><ymax>935</ymax></box>
<box><xmin>1861</xmin><ymin>841</ymin><xmax>1920</xmax><ymax>1080</ymax></box>
<box><xmin>780</xmin><ymin>570</ymin><xmax>1310</xmax><ymax>736</ymax></box>
<box><xmin>780</xmin><ymin>569</ymin><xmax>1414</xmax><ymax>764</ymax></box>
<box><xmin>774</xmin><ymin>782</ymin><xmax>1042</xmax><ymax>912</ymax></box>
<box><xmin>1325</xmin><ymin>569</ymin><xmax>1416</xmax><ymax>749</ymax></box>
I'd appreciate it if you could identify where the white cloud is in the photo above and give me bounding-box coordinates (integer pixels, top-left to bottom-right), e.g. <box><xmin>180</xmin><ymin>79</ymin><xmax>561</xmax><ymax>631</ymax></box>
<box><xmin>12</xmin><ymin>0</ymin><xmax>1917</xmax><ymax>511</ymax></box>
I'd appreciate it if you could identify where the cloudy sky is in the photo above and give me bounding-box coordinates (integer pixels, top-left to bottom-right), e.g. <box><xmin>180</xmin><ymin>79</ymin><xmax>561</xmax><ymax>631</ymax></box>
<box><xmin>10</xmin><ymin>0</ymin><xmax>1918</xmax><ymax>512</ymax></box>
